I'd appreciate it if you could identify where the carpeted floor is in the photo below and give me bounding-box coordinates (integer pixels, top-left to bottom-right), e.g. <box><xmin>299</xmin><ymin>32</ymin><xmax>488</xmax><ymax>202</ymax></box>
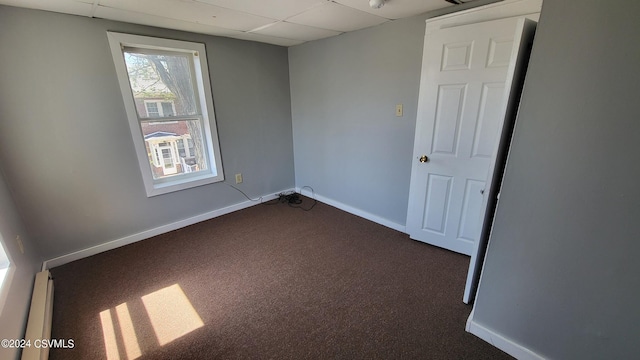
<box><xmin>49</xmin><ymin>197</ymin><xmax>512</xmax><ymax>359</ymax></box>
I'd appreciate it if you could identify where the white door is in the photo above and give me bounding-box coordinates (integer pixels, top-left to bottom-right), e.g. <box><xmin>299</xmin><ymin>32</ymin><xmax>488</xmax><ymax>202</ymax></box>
<box><xmin>159</xmin><ymin>144</ymin><xmax>178</xmax><ymax>175</ymax></box>
<box><xmin>406</xmin><ymin>17</ymin><xmax>533</xmax><ymax>258</ymax></box>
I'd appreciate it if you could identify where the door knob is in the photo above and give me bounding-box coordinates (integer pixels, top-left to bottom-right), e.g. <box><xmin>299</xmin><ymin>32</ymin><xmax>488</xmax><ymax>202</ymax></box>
<box><xmin>419</xmin><ymin>155</ymin><xmax>429</xmax><ymax>163</ymax></box>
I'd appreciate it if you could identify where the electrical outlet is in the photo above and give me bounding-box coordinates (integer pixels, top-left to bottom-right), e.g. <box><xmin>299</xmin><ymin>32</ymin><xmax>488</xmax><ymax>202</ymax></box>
<box><xmin>235</xmin><ymin>173</ymin><xmax>243</xmax><ymax>184</ymax></box>
<box><xmin>16</xmin><ymin>235</ymin><xmax>24</xmax><ymax>254</ymax></box>
<box><xmin>396</xmin><ymin>104</ymin><xmax>403</xmax><ymax>117</ymax></box>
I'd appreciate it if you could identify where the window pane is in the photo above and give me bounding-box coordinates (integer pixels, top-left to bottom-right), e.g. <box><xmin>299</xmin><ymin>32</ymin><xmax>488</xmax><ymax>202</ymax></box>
<box><xmin>161</xmin><ymin>102</ymin><xmax>174</xmax><ymax>116</ymax></box>
<box><xmin>0</xmin><ymin>239</ymin><xmax>10</xmax><ymax>292</ymax></box>
<box><xmin>124</xmin><ymin>51</ymin><xmax>198</xmax><ymax>118</ymax></box>
<box><xmin>0</xmin><ymin>242</ymin><xmax>9</xmax><ymax>269</ymax></box>
<box><xmin>145</xmin><ymin>102</ymin><xmax>159</xmax><ymax>117</ymax></box>
<box><xmin>141</xmin><ymin>119</ymin><xmax>208</xmax><ymax>180</ymax></box>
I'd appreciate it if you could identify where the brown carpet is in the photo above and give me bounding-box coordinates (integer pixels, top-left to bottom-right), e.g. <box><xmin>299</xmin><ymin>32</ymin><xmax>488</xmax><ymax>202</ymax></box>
<box><xmin>49</xmin><ymin>197</ymin><xmax>512</xmax><ymax>359</ymax></box>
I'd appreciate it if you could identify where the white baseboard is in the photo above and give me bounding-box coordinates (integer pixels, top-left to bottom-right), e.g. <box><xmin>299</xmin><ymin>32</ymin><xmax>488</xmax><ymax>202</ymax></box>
<box><xmin>42</xmin><ymin>188</ymin><xmax>294</xmax><ymax>270</ymax></box>
<box><xmin>295</xmin><ymin>187</ymin><xmax>406</xmax><ymax>234</ymax></box>
<box><xmin>466</xmin><ymin>312</ymin><xmax>545</xmax><ymax>360</ymax></box>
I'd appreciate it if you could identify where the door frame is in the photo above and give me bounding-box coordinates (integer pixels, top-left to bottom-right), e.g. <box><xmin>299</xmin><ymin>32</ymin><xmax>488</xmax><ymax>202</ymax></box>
<box><xmin>409</xmin><ymin>0</ymin><xmax>542</xmax><ymax>304</ymax></box>
<box><xmin>424</xmin><ymin>0</ymin><xmax>541</xmax><ymax>35</ymax></box>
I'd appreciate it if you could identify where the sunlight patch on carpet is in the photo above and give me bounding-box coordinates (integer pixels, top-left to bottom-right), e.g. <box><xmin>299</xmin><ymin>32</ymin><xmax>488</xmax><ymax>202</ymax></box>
<box><xmin>99</xmin><ymin>284</ymin><xmax>203</xmax><ymax>359</ymax></box>
<box><xmin>115</xmin><ymin>302</ymin><xmax>142</xmax><ymax>359</ymax></box>
<box><xmin>99</xmin><ymin>304</ymin><xmax>142</xmax><ymax>360</ymax></box>
<box><xmin>141</xmin><ymin>284</ymin><xmax>204</xmax><ymax>346</ymax></box>
<box><xmin>99</xmin><ymin>309</ymin><xmax>122</xmax><ymax>360</ymax></box>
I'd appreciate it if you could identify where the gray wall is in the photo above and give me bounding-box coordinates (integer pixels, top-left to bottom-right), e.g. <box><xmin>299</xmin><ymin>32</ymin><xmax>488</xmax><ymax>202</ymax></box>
<box><xmin>289</xmin><ymin>18</ymin><xmax>422</xmax><ymax>226</ymax></box>
<box><xmin>0</xmin><ymin>6</ymin><xmax>295</xmax><ymax>259</ymax></box>
<box><xmin>472</xmin><ymin>0</ymin><xmax>640</xmax><ymax>358</ymax></box>
<box><xmin>0</xmin><ymin>170</ymin><xmax>42</xmax><ymax>360</ymax></box>
<box><xmin>288</xmin><ymin>0</ymin><xmax>499</xmax><ymax>227</ymax></box>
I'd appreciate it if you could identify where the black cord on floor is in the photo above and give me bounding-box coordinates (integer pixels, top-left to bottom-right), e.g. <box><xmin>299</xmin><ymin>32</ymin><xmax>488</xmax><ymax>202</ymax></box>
<box><xmin>262</xmin><ymin>186</ymin><xmax>317</xmax><ymax>211</ymax></box>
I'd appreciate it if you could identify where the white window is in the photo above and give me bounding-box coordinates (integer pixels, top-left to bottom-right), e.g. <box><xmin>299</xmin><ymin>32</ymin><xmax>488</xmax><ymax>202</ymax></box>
<box><xmin>0</xmin><ymin>240</ymin><xmax>9</xmax><ymax>285</ymax></box>
<box><xmin>144</xmin><ymin>100</ymin><xmax>176</xmax><ymax>118</ymax></box>
<box><xmin>0</xmin><ymin>236</ymin><xmax>12</xmax><ymax>314</ymax></box>
<box><xmin>108</xmin><ymin>32</ymin><xmax>224</xmax><ymax>196</ymax></box>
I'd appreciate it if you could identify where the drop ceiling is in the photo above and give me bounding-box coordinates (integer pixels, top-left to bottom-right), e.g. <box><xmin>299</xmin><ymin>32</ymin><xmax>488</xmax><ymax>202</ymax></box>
<box><xmin>0</xmin><ymin>0</ymin><xmax>476</xmax><ymax>46</ymax></box>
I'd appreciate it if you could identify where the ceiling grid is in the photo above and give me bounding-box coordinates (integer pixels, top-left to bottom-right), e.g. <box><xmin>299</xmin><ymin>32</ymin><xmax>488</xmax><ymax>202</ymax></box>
<box><xmin>0</xmin><ymin>0</ymin><xmax>462</xmax><ymax>46</ymax></box>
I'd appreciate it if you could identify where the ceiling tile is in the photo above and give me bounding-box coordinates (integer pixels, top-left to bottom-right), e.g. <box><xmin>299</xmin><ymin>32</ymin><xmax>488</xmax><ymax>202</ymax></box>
<box><xmin>194</xmin><ymin>0</ymin><xmax>328</xmax><ymax>21</ymax></box>
<box><xmin>287</xmin><ymin>2</ymin><xmax>388</xmax><ymax>32</ymax></box>
<box><xmin>0</xmin><ymin>0</ymin><xmax>471</xmax><ymax>47</ymax></box>
<box><xmin>231</xmin><ymin>32</ymin><xmax>304</xmax><ymax>47</ymax></box>
<box><xmin>0</xmin><ymin>0</ymin><xmax>94</xmax><ymax>16</ymax></box>
<box><xmin>333</xmin><ymin>0</ymin><xmax>452</xmax><ymax>20</ymax></box>
<box><xmin>94</xmin><ymin>5</ymin><xmax>243</xmax><ymax>37</ymax></box>
<box><xmin>252</xmin><ymin>21</ymin><xmax>341</xmax><ymax>42</ymax></box>
<box><xmin>98</xmin><ymin>0</ymin><xmax>275</xmax><ymax>31</ymax></box>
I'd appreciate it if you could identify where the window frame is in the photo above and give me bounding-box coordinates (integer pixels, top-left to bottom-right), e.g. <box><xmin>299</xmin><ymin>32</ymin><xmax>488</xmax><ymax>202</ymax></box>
<box><xmin>107</xmin><ymin>32</ymin><xmax>224</xmax><ymax>197</ymax></box>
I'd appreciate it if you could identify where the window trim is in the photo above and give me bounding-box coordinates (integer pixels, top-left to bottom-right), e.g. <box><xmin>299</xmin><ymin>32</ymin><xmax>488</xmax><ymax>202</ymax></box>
<box><xmin>107</xmin><ymin>32</ymin><xmax>224</xmax><ymax>197</ymax></box>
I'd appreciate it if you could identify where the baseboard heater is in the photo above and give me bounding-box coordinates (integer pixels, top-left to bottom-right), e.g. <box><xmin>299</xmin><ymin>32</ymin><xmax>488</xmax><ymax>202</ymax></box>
<box><xmin>22</xmin><ymin>270</ymin><xmax>54</xmax><ymax>360</ymax></box>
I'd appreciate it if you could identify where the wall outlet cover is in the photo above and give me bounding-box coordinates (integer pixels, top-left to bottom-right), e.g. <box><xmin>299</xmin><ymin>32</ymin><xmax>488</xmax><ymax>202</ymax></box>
<box><xmin>396</xmin><ymin>104</ymin><xmax>403</xmax><ymax>117</ymax></box>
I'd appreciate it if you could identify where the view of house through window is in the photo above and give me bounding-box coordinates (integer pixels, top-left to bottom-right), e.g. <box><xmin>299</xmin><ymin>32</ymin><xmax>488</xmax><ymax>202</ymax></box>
<box><xmin>108</xmin><ymin>33</ymin><xmax>224</xmax><ymax>196</ymax></box>
<box><xmin>144</xmin><ymin>100</ymin><xmax>175</xmax><ymax>118</ymax></box>
<box><xmin>124</xmin><ymin>50</ymin><xmax>208</xmax><ymax>180</ymax></box>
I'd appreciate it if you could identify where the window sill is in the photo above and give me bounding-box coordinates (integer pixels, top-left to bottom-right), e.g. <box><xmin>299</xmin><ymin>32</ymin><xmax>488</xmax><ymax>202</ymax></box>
<box><xmin>146</xmin><ymin>172</ymin><xmax>224</xmax><ymax>197</ymax></box>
